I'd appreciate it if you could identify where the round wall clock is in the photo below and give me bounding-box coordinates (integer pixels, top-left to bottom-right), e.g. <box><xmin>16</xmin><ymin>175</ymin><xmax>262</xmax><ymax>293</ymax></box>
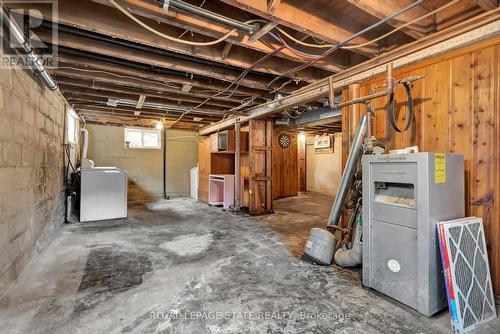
<box><xmin>278</xmin><ymin>133</ymin><xmax>291</xmax><ymax>149</ymax></box>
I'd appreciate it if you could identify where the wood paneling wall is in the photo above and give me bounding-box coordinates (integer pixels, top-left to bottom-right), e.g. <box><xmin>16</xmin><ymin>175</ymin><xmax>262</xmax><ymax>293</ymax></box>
<box><xmin>341</xmin><ymin>39</ymin><xmax>500</xmax><ymax>296</ymax></box>
<box><xmin>272</xmin><ymin>127</ymin><xmax>299</xmax><ymax>199</ymax></box>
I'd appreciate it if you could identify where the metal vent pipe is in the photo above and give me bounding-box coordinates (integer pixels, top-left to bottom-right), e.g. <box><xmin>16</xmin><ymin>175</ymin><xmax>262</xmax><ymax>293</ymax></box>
<box><xmin>1</xmin><ymin>6</ymin><xmax>58</xmax><ymax>91</ymax></box>
<box><xmin>327</xmin><ymin>115</ymin><xmax>367</xmax><ymax>228</ymax></box>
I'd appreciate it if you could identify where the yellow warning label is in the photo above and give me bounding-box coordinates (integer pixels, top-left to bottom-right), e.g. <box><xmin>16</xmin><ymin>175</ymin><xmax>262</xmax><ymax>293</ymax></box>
<box><xmin>435</xmin><ymin>154</ymin><xmax>446</xmax><ymax>184</ymax></box>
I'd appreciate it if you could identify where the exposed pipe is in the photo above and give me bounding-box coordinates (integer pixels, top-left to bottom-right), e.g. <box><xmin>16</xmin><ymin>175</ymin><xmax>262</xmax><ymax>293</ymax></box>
<box><xmin>107</xmin><ymin>98</ymin><xmax>224</xmax><ymax>115</ymax></box>
<box><xmin>81</xmin><ymin>128</ymin><xmax>89</xmax><ymax>160</ymax></box>
<box><xmin>1</xmin><ymin>6</ymin><xmax>58</xmax><ymax>91</ymax></box>
<box><xmin>327</xmin><ymin>115</ymin><xmax>367</xmax><ymax>229</ymax></box>
<box><xmin>164</xmin><ymin>0</ymin><xmax>258</xmax><ymax>34</ymax></box>
<box><xmin>334</xmin><ymin>215</ymin><xmax>362</xmax><ymax>267</ymax></box>
<box><xmin>267</xmin><ymin>0</ymin><xmax>424</xmax><ymax>88</ymax></box>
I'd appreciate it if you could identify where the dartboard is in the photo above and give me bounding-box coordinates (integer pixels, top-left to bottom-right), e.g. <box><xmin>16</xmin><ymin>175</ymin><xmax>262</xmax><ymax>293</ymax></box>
<box><xmin>278</xmin><ymin>133</ymin><xmax>291</xmax><ymax>149</ymax></box>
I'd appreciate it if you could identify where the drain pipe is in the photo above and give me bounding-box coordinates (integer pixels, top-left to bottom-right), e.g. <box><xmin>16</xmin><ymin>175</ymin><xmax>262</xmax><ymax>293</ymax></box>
<box><xmin>1</xmin><ymin>6</ymin><xmax>58</xmax><ymax>91</ymax></box>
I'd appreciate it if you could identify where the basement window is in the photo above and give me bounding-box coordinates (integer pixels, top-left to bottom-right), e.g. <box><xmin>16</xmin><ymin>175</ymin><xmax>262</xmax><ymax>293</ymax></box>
<box><xmin>124</xmin><ymin>128</ymin><xmax>161</xmax><ymax>149</ymax></box>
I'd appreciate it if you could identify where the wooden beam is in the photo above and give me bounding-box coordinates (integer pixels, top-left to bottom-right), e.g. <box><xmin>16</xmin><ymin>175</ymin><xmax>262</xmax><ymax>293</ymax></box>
<box><xmin>344</xmin><ymin>0</ymin><xmax>431</xmax><ymax>39</ymax></box>
<box><xmin>61</xmin><ymin>89</ymin><xmax>226</xmax><ymax>115</ymax></box>
<box><xmin>50</xmin><ymin>65</ymin><xmax>245</xmax><ymax>104</ymax></box>
<box><xmin>219</xmin><ymin>0</ymin><xmax>380</xmax><ymax>56</ymax></box>
<box><xmin>55</xmin><ymin>77</ymin><xmax>239</xmax><ymax>108</ymax></box>
<box><xmin>91</xmin><ymin>0</ymin><xmax>348</xmax><ymax>72</ymax></box>
<box><xmin>36</xmin><ymin>29</ymin><xmax>277</xmax><ymax>91</ymax></box>
<box><xmin>56</xmin><ymin>52</ymin><xmax>265</xmax><ymax>97</ymax></box>
<box><xmin>76</xmin><ymin>106</ymin><xmax>215</xmax><ymax>122</ymax></box>
<box><xmin>249</xmin><ymin>21</ymin><xmax>279</xmax><ymax>43</ymax></box>
<box><xmin>475</xmin><ymin>0</ymin><xmax>498</xmax><ymax>10</ymax></box>
<box><xmin>200</xmin><ymin>14</ymin><xmax>500</xmax><ymax>135</ymax></box>
<box><xmin>221</xmin><ymin>42</ymin><xmax>233</xmax><ymax>60</ymax></box>
<box><xmin>12</xmin><ymin>0</ymin><xmax>330</xmax><ymax>82</ymax></box>
<box><xmin>267</xmin><ymin>0</ymin><xmax>282</xmax><ymax>14</ymax></box>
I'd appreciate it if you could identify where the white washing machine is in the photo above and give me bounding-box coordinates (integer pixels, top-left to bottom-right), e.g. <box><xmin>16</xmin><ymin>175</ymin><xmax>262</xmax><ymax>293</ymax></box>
<box><xmin>80</xmin><ymin>166</ymin><xmax>128</xmax><ymax>222</ymax></box>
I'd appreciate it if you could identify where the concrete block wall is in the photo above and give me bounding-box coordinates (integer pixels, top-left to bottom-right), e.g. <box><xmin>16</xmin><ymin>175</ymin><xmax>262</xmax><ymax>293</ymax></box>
<box><xmin>86</xmin><ymin>125</ymin><xmax>198</xmax><ymax>203</ymax></box>
<box><xmin>0</xmin><ymin>66</ymin><xmax>66</xmax><ymax>296</ymax></box>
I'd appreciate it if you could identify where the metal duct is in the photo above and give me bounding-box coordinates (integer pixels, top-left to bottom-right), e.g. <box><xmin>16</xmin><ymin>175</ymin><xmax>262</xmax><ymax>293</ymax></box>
<box><xmin>327</xmin><ymin>115</ymin><xmax>367</xmax><ymax>228</ymax></box>
<box><xmin>1</xmin><ymin>6</ymin><xmax>58</xmax><ymax>91</ymax></box>
<box><xmin>334</xmin><ymin>219</ymin><xmax>362</xmax><ymax>267</ymax></box>
<box><xmin>107</xmin><ymin>98</ymin><xmax>223</xmax><ymax>116</ymax></box>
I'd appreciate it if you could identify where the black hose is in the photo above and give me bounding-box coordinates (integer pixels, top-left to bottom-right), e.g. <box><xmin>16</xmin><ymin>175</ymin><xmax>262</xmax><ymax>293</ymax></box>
<box><xmin>388</xmin><ymin>81</ymin><xmax>414</xmax><ymax>132</ymax></box>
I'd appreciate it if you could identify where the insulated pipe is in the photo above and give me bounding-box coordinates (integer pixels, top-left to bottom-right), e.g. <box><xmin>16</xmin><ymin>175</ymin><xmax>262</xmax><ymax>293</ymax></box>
<box><xmin>1</xmin><ymin>6</ymin><xmax>58</xmax><ymax>91</ymax></box>
<box><xmin>327</xmin><ymin>115</ymin><xmax>367</xmax><ymax>228</ymax></box>
<box><xmin>334</xmin><ymin>218</ymin><xmax>362</xmax><ymax>267</ymax></box>
<box><xmin>81</xmin><ymin>128</ymin><xmax>89</xmax><ymax>160</ymax></box>
<box><xmin>167</xmin><ymin>0</ymin><xmax>258</xmax><ymax>34</ymax></box>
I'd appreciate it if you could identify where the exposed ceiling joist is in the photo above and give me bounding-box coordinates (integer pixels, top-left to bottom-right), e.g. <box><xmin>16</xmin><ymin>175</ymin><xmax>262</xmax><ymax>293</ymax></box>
<box><xmin>36</xmin><ymin>29</ymin><xmax>281</xmax><ymax>91</ymax></box>
<box><xmin>200</xmin><ymin>14</ymin><xmax>500</xmax><ymax>135</ymax></box>
<box><xmin>50</xmin><ymin>66</ymin><xmax>245</xmax><ymax>104</ymax></box>
<box><xmin>221</xmin><ymin>42</ymin><xmax>233</xmax><ymax>60</ymax></box>
<box><xmin>219</xmin><ymin>0</ymin><xmax>381</xmax><ymax>57</ymax></box>
<box><xmin>56</xmin><ymin>52</ymin><xmax>266</xmax><ymax>97</ymax></box>
<box><xmin>475</xmin><ymin>0</ymin><xmax>499</xmax><ymax>10</ymax></box>
<box><xmin>344</xmin><ymin>0</ymin><xmax>432</xmax><ymax>39</ymax></box>
<box><xmin>249</xmin><ymin>21</ymin><xmax>279</xmax><ymax>43</ymax></box>
<box><xmin>267</xmin><ymin>0</ymin><xmax>282</xmax><ymax>14</ymax></box>
<box><xmin>92</xmin><ymin>0</ymin><xmax>349</xmax><ymax>73</ymax></box>
<box><xmin>54</xmin><ymin>76</ymin><xmax>239</xmax><ymax>108</ymax></box>
<box><xmin>16</xmin><ymin>0</ymin><xmax>330</xmax><ymax>83</ymax></box>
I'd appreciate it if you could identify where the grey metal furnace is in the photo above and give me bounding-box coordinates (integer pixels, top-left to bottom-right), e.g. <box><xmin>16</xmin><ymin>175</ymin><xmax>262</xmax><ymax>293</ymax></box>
<box><xmin>362</xmin><ymin>153</ymin><xmax>464</xmax><ymax>316</ymax></box>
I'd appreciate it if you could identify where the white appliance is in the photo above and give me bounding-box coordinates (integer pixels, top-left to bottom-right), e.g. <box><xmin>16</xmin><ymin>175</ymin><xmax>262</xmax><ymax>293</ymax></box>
<box><xmin>79</xmin><ymin>128</ymin><xmax>128</xmax><ymax>222</ymax></box>
<box><xmin>80</xmin><ymin>167</ymin><xmax>128</xmax><ymax>222</ymax></box>
<box><xmin>190</xmin><ymin>165</ymin><xmax>199</xmax><ymax>200</ymax></box>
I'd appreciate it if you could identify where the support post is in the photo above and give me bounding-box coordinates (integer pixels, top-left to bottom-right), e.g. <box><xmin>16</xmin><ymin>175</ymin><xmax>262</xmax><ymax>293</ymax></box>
<box><xmin>234</xmin><ymin>121</ymin><xmax>241</xmax><ymax>212</ymax></box>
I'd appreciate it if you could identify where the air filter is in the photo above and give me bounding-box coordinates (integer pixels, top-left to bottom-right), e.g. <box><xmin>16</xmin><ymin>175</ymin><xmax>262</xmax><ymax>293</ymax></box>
<box><xmin>437</xmin><ymin>217</ymin><xmax>497</xmax><ymax>333</ymax></box>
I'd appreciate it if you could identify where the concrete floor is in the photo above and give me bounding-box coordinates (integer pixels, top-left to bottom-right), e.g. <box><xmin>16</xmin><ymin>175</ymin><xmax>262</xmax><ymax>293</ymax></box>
<box><xmin>0</xmin><ymin>192</ymin><xmax>499</xmax><ymax>333</ymax></box>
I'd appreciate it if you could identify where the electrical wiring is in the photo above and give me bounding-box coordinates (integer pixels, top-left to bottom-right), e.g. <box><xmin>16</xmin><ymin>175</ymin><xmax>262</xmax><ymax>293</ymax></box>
<box><xmin>266</xmin><ymin>0</ymin><xmax>426</xmax><ymax>88</ymax></box>
<box><xmin>341</xmin><ymin>0</ymin><xmax>463</xmax><ymax>50</ymax></box>
<box><xmin>108</xmin><ymin>0</ymin><xmax>252</xmax><ymax>47</ymax></box>
<box><xmin>169</xmin><ymin>45</ymin><xmax>286</xmax><ymax>127</ymax></box>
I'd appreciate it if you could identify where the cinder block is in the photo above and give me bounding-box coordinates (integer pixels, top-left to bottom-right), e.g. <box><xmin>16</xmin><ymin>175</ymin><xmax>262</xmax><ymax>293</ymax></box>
<box><xmin>45</xmin><ymin>118</ymin><xmax>53</xmax><ymax>135</ymax></box>
<box><xmin>21</xmin><ymin>145</ymin><xmax>34</xmax><ymax>167</ymax></box>
<box><xmin>23</xmin><ymin>104</ymin><xmax>36</xmax><ymax>126</ymax></box>
<box><xmin>0</xmin><ymin>89</ymin><xmax>4</xmax><ymax>113</ymax></box>
<box><xmin>27</xmin><ymin>87</ymin><xmax>40</xmax><ymax>110</ymax></box>
<box><xmin>4</xmin><ymin>92</ymin><xmax>23</xmax><ymax>121</ymax></box>
<box><xmin>2</xmin><ymin>142</ymin><xmax>22</xmax><ymax>167</ymax></box>
<box><xmin>0</xmin><ymin>67</ymin><xmax>12</xmax><ymax>89</ymax></box>
<box><xmin>36</xmin><ymin>113</ymin><xmax>46</xmax><ymax>132</ymax></box>
<box><xmin>39</xmin><ymin>97</ymin><xmax>50</xmax><ymax>117</ymax></box>
<box><xmin>49</xmin><ymin>105</ymin><xmax>56</xmax><ymax>121</ymax></box>
<box><xmin>0</xmin><ymin>115</ymin><xmax>13</xmax><ymax>141</ymax></box>
<box><xmin>11</xmin><ymin>70</ymin><xmax>29</xmax><ymax>98</ymax></box>
<box><xmin>13</xmin><ymin>121</ymin><xmax>28</xmax><ymax>144</ymax></box>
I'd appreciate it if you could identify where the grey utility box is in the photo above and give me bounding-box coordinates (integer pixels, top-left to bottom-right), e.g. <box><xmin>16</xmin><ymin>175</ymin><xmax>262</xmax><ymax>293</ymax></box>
<box><xmin>362</xmin><ymin>153</ymin><xmax>464</xmax><ymax>316</ymax></box>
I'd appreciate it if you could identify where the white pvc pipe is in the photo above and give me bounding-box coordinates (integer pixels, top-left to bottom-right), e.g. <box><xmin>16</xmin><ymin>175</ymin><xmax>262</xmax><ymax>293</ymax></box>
<box><xmin>81</xmin><ymin>128</ymin><xmax>89</xmax><ymax>160</ymax></box>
